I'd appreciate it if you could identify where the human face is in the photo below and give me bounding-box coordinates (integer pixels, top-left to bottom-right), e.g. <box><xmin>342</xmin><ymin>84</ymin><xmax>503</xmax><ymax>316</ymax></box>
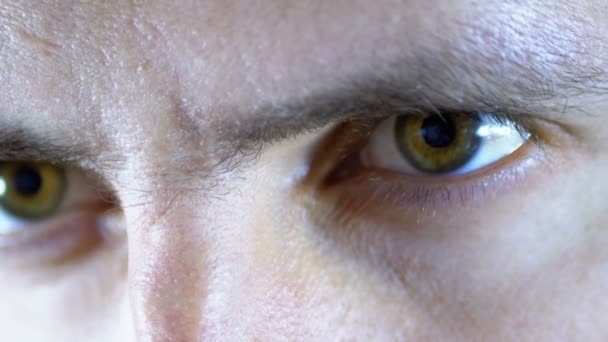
<box><xmin>0</xmin><ymin>0</ymin><xmax>606</xmax><ymax>340</ymax></box>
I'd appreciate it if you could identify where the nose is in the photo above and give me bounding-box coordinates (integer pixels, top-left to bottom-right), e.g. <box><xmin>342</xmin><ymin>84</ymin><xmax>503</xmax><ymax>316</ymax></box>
<box><xmin>127</xmin><ymin>195</ymin><xmax>210</xmax><ymax>341</ymax></box>
<box><xmin>119</xmin><ymin>151</ymin><xmax>314</xmax><ymax>341</ymax></box>
<box><xmin>123</xmin><ymin>182</ymin><xmax>295</xmax><ymax>341</ymax></box>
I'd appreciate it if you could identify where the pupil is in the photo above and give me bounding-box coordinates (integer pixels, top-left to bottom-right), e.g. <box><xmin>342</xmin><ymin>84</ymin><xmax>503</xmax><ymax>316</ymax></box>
<box><xmin>13</xmin><ymin>167</ymin><xmax>43</xmax><ymax>196</ymax></box>
<box><xmin>420</xmin><ymin>115</ymin><xmax>457</xmax><ymax>148</ymax></box>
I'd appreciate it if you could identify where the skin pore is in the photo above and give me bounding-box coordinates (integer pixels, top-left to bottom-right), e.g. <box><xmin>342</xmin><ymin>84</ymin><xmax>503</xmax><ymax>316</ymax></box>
<box><xmin>0</xmin><ymin>0</ymin><xmax>607</xmax><ymax>340</ymax></box>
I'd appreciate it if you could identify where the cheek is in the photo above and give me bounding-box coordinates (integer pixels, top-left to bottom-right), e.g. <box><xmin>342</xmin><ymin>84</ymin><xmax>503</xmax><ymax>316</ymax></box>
<box><xmin>413</xmin><ymin>171</ymin><xmax>608</xmax><ymax>338</ymax></box>
<box><xmin>296</xmin><ymin>156</ymin><xmax>608</xmax><ymax>339</ymax></box>
<box><xmin>226</xmin><ymin>164</ymin><xmax>421</xmax><ymax>339</ymax></box>
<box><xmin>0</xmin><ymin>240</ymin><xmax>129</xmax><ymax>340</ymax></box>
<box><xmin>241</xmin><ymin>213</ymin><xmax>422</xmax><ymax>340</ymax></box>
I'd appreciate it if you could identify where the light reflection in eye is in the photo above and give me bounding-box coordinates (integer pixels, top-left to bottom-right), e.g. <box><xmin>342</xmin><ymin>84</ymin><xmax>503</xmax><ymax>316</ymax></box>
<box><xmin>476</xmin><ymin>123</ymin><xmax>514</xmax><ymax>138</ymax></box>
<box><xmin>462</xmin><ymin>116</ymin><xmax>531</xmax><ymax>175</ymax></box>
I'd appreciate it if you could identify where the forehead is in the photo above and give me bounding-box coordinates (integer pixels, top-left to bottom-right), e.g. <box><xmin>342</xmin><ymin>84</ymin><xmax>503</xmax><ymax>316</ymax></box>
<box><xmin>0</xmin><ymin>1</ymin><xmax>601</xmax><ymax>154</ymax></box>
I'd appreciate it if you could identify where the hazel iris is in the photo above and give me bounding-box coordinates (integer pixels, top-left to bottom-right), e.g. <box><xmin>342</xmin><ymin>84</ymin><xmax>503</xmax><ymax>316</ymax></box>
<box><xmin>395</xmin><ymin>113</ymin><xmax>482</xmax><ymax>173</ymax></box>
<box><xmin>0</xmin><ymin>162</ymin><xmax>66</xmax><ymax>220</ymax></box>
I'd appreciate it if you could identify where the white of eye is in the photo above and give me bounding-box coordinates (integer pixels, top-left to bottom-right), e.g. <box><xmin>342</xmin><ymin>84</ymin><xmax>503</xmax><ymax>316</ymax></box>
<box><xmin>0</xmin><ymin>209</ymin><xmax>28</xmax><ymax>235</ymax></box>
<box><xmin>361</xmin><ymin>115</ymin><xmax>530</xmax><ymax>176</ymax></box>
<box><xmin>0</xmin><ymin>178</ymin><xmax>27</xmax><ymax>235</ymax></box>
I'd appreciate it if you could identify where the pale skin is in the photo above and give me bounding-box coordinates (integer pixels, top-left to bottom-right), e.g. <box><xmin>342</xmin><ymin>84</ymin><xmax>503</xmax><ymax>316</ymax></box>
<box><xmin>0</xmin><ymin>0</ymin><xmax>607</xmax><ymax>341</ymax></box>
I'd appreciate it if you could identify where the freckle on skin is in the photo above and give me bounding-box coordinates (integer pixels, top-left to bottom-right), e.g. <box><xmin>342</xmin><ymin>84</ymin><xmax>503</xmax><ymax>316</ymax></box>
<box><xmin>17</xmin><ymin>29</ymin><xmax>60</xmax><ymax>56</ymax></box>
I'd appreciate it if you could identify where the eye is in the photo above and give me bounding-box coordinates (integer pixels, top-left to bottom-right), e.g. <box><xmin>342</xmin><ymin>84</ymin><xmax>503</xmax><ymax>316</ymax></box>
<box><xmin>0</xmin><ymin>161</ymin><xmax>120</xmax><ymax>266</ymax></box>
<box><xmin>361</xmin><ymin>112</ymin><xmax>531</xmax><ymax>175</ymax></box>
<box><xmin>311</xmin><ymin>110</ymin><xmax>547</xmax><ymax>214</ymax></box>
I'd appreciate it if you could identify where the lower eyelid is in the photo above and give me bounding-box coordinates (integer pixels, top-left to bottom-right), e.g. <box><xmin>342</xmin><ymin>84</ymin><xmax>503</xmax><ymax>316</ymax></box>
<box><xmin>312</xmin><ymin>138</ymin><xmax>545</xmax><ymax>222</ymax></box>
<box><xmin>0</xmin><ymin>210</ymin><xmax>108</xmax><ymax>268</ymax></box>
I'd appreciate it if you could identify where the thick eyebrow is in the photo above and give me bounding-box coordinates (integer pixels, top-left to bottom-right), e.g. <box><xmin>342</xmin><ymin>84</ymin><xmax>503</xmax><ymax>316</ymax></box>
<box><xmin>228</xmin><ymin>60</ymin><xmax>604</xmax><ymax>147</ymax></box>
<box><xmin>0</xmin><ymin>128</ymin><xmax>97</xmax><ymax>167</ymax></box>
<box><xmin>218</xmin><ymin>18</ymin><xmax>608</xmax><ymax>147</ymax></box>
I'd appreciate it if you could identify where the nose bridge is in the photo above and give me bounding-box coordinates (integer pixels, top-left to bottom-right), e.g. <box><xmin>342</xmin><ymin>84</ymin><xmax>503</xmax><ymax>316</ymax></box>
<box><xmin>111</xmin><ymin>100</ymin><xmax>250</xmax><ymax>340</ymax></box>
<box><xmin>127</xmin><ymin>193</ymin><xmax>210</xmax><ymax>342</ymax></box>
<box><xmin>121</xmin><ymin>170</ymin><xmax>313</xmax><ymax>341</ymax></box>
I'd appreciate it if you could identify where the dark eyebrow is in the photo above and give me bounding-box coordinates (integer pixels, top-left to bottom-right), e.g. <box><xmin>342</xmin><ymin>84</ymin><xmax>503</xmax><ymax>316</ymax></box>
<box><xmin>217</xmin><ymin>16</ymin><xmax>607</xmax><ymax>148</ymax></box>
<box><xmin>224</xmin><ymin>62</ymin><xmax>598</xmax><ymax>147</ymax></box>
<box><xmin>0</xmin><ymin>127</ymin><xmax>97</xmax><ymax>167</ymax></box>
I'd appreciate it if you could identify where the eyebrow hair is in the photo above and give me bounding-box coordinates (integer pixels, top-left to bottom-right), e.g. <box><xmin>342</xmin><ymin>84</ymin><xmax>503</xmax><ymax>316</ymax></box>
<box><xmin>215</xmin><ymin>8</ymin><xmax>608</xmax><ymax>149</ymax></box>
<box><xmin>220</xmin><ymin>62</ymin><xmax>592</xmax><ymax>149</ymax></box>
<box><xmin>0</xmin><ymin>128</ymin><xmax>99</xmax><ymax>168</ymax></box>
